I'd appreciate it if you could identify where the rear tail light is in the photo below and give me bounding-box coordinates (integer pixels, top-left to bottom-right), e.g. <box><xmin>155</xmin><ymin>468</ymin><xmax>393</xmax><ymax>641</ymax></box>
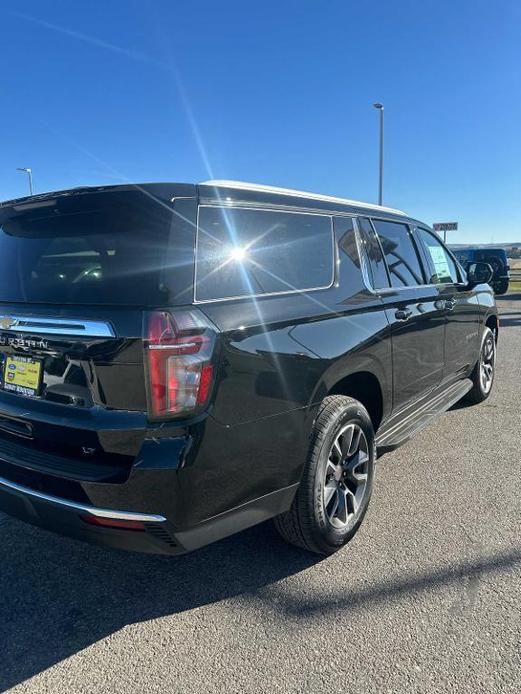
<box><xmin>144</xmin><ymin>309</ymin><xmax>217</xmax><ymax>419</ymax></box>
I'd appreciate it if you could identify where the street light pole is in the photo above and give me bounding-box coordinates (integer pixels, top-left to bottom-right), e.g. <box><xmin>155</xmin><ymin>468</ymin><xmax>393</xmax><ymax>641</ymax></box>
<box><xmin>373</xmin><ymin>103</ymin><xmax>384</xmax><ymax>206</ymax></box>
<box><xmin>16</xmin><ymin>167</ymin><xmax>34</xmax><ymax>196</ymax></box>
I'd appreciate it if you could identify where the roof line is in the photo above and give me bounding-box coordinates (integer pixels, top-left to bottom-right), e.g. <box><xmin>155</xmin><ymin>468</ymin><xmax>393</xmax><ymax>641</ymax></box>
<box><xmin>199</xmin><ymin>180</ymin><xmax>407</xmax><ymax>216</ymax></box>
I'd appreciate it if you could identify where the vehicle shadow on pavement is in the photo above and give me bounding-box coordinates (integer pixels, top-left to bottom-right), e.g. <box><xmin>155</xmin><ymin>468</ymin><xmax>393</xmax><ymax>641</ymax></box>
<box><xmin>0</xmin><ymin>518</ymin><xmax>317</xmax><ymax>691</ymax></box>
<box><xmin>259</xmin><ymin>546</ymin><xmax>521</xmax><ymax>620</ymax></box>
<box><xmin>497</xmin><ymin>292</ymin><xmax>521</xmax><ymax>302</ymax></box>
<box><xmin>2</xmin><ymin>517</ymin><xmax>521</xmax><ymax>691</ymax></box>
<box><xmin>495</xmin><ymin>292</ymin><xmax>521</xmax><ymax>326</ymax></box>
<box><xmin>496</xmin><ymin>311</ymin><xmax>521</xmax><ymax>327</ymax></box>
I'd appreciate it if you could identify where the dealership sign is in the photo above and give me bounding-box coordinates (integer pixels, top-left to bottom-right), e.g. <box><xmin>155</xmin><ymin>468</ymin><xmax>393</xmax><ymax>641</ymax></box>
<box><xmin>433</xmin><ymin>222</ymin><xmax>458</xmax><ymax>232</ymax></box>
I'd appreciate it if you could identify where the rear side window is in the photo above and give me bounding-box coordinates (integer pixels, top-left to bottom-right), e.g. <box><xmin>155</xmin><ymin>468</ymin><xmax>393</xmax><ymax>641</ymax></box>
<box><xmin>334</xmin><ymin>216</ymin><xmax>372</xmax><ymax>297</ymax></box>
<box><xmin>0</xmin><ymin>191</ymin><xmax>175</xmax><ymax>306</ymax></box>
<box><xmin>416</xmin><ymin>228</ymin><xmax>459</xmax><ymax>284</ymax></box>
<box><xmin>195</xmin><ymin>206</ymin><xmax>333</xmax><ymax>301</ymax></box>
<box><xmin>372</xmin><ymin>220</ymin><xmax>425</xmax><ymax>288</ymax></box>
<box><xmin>357</xmin><ymin>217</ymin><xmax>390</xmax><ymax>289</ymax></box>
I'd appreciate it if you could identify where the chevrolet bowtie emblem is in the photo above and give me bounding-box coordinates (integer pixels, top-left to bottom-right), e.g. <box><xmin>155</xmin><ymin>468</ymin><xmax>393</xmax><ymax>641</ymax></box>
<box><xmin>0</xmin><ymin>317</ymin><xmax>17</xmax><ymax>330</ymax></box>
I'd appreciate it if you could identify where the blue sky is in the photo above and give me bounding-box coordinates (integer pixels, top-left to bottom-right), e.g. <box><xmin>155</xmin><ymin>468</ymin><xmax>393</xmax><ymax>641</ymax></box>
<box><xmin>1</xmin><ymin>0</ymin><xmax>520</xmax><ymax>243</ymax></box>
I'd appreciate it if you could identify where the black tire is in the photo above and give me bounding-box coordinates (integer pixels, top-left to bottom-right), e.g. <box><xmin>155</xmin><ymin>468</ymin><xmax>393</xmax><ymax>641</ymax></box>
<box><xmin>464</xmin><ymin>326</ymin><xmax>496</xmax><ymax>405</ymax></box>
<box><xmin>494</xmin><ymin>280</ymin><xmax>509</xmax><ymax>295</ymax></box>
<box><xmin>274</xmin><ymin>395</ymin><xmax>376</xmax><ymax>555</ymax></box>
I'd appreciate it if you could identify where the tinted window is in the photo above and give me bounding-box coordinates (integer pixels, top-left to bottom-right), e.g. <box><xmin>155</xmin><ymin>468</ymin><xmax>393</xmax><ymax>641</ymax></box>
<box><xmin>417</xmin><ymin>228</ymin><xmax>459</xmax><ymax>284</ymax></box>
<box><xmin>357</xmin><ymin>217</ymin><xmax>390</xmax><ymax>289</ymax></box>
<box><xmin>334</xmin><ymin>217</ymin><xmax>371</xmax><ymax>297</ymax></box>
<box><xmin>0</xmin><ymin>191</ymin><xmax>174</xmax><ymax>305</ymax></box>
<box><xmin>195</xmin><ymin>207</ymin><xmax>333</xmax><ymax>301</ymax></box>
<box><xmin>453</xmin><ymin>249</ymin><xmax>470</xmax><ymax>266</ymax></box>
<box><xmin>372</xmin><ymin>220</ymin><xmax>424</xmax><ymax>288</ymax></box>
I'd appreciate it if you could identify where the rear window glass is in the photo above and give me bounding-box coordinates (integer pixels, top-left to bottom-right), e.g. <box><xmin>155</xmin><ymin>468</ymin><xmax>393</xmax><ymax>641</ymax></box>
<box><xmin>0</xmin><ymin>191</ymin><xmax>174</xmax><ymax>306</ymax></box>
<box><xmin>195</xmin><ymin>206</ymin><xmax>333</xmax><ymax>301</ymax></box>
<box><xmin>357</xmin><ymin>217</ymin><xmax>390</xmax><ymax>289</ymax></box>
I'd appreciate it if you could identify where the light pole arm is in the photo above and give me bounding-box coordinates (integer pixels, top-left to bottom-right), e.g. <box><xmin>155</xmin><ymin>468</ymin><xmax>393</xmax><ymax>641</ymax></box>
<box><xmin>16</xmin><ymin>167</ymin><xmax>34</xmax><ymax>196</ymax></box>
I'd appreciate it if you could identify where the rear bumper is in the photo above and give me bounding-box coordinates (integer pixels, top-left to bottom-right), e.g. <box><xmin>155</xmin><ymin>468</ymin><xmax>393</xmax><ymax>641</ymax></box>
<box><xmin>0</xmin><ymin>408</ymin><xmax>308</xmax><ymax>555</ymax></box>
<box><xmin>0</xmin><ymin>469</ymin><xmax>299</xmax><ymax>556</ymax></box>
<box><xmin>0</xmin><ymin>474</ymin><xmax>179</xmax><ymax>554</ymax></box>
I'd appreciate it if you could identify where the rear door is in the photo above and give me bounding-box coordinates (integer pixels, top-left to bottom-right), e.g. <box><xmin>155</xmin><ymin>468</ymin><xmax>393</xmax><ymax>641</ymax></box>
<box><xmin>360</xmin><ymin>218</ymin><xmax>446</xmax><ymax>412</ymax></box>
<box><xmin>414</xmin><ymin>227</ymin><xmax>480</xmax><ymax>381</ymax></box>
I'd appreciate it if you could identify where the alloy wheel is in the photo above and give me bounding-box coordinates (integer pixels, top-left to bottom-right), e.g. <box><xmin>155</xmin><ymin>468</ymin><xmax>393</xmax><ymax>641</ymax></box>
<box><xmin>323</xmin><ymin>423</ymin><xmax>369</xmax><ymax>529</ymax></box>
<box><xmin>480</xmin><ymin>332</ymin><xmax>495</xmax><ymax>394</ymax></box>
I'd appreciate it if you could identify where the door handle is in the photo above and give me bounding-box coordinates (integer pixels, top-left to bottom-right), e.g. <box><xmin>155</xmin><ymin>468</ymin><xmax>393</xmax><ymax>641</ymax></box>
<box><xmin>395</xmin><ymin>308</ymin><xmax>413</xmax><ymax>321</ymax></box>
<box><xmin>445</xmin><ymin>299</ymin><xmax>456</xmax><ymax>311</ymax></box>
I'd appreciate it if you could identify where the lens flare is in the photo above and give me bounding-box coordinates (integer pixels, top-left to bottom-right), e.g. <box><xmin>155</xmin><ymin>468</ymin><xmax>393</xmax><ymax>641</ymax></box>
<box><xmin>229</xmin><ymin>246</ymin><xmax>247</xmax><ymax>262</ymax></box>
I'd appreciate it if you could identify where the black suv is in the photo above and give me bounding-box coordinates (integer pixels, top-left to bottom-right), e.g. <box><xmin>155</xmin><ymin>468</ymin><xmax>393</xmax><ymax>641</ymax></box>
<box><xmin>0</xmin><ymin>181</ymin><xmax>498</xmax><ymax>556</ymax></box>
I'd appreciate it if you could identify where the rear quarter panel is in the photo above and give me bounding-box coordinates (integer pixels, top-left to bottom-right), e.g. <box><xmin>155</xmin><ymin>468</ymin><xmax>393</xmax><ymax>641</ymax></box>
<box><xmin>189</xmin><ymin>213</ymin><xmax>392</xmax><ymax>522</ymax></box>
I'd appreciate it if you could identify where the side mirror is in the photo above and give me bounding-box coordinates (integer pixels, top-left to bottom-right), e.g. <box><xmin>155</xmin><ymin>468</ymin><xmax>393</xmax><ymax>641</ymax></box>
<box><xmin>466</xmin><ymin>261</ymin><xmax>493</xmax><ymax>286</ymax></box>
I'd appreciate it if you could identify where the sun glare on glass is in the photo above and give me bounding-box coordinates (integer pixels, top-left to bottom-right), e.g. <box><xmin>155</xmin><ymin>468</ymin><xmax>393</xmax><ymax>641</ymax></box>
<box><xmin>229</xmin><ymin>246</ymin><xmax>247</xmax><ymax>262</ymax></box>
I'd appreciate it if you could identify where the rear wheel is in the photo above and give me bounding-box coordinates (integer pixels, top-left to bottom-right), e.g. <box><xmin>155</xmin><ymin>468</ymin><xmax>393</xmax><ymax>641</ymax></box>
<box><xmin>274</xmin><ymin>395</ymin><xmax>375</xmax><ymax>555</ymax></box>
<box><xmin>464</xmin><ymin>326</ymin><xmax>496</xmax><ymax>404</ymax></box>
<box><xmin>494</xmin><ymin>280</ymin><xmax>509</xmax><ymax>295</ymax></box>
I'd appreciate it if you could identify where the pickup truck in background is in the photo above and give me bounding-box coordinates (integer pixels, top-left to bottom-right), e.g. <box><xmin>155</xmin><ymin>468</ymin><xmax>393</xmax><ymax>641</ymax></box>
<box><xmin>452</xmin><ymin>247</ymin><xmax>510</xmax><ymax>295</ymax></box>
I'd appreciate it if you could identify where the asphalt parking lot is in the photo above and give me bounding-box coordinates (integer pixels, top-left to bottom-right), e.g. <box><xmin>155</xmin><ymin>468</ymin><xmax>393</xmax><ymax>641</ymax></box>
<box><xmin>1</xmin><ymin>296</ymin><xmax>520</xmax><ymax>694</ymax></box>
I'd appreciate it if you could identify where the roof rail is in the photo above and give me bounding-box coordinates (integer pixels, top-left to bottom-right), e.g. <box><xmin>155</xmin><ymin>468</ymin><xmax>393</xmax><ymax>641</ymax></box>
<box><xmin>200</xmin><ymin>180</ymin><xmax>407</xmax><ymax>216</ymax></box>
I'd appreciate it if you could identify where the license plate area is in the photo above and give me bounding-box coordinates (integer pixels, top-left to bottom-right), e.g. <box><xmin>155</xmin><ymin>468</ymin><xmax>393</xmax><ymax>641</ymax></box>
<box><xmin>2</xmin><ymin>354</ymin><xmax>43</xmax><ymax>397</ymax></box>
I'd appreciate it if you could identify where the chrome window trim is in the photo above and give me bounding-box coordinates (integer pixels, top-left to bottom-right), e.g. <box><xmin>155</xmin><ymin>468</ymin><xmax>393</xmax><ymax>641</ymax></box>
<box><xmin>0</xmin><ymin>475</ymin><xmax>166</xmax><ymax>522</ymax></box>
<box><xmin>169</xmin><ymin>196</ymin><xmax>196</xmax><ymax>203</ymax></box>
<box><xmin>196</xmin><ymin>197</ymin><xmax>408</xmax><ymax>222</ymax></box>
<box><xmin>193</xmin><ymin>204</ymin><xmax>336</xmax><ymax>304</ymax></box>
<box><xmin>0</xmin><ymin>315</ymin><xmax>115</xmax><ymax>337</ymax></box>
<box><xmin>199</xmin><ymin>180</ymin><xmax>408</xmax><ymax>217</ymax></box>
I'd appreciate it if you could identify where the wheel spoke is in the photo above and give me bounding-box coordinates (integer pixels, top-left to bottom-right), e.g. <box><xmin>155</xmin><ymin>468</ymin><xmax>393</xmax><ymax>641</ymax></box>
<box><xmin>327</xmin><ymin>490</ymin><xmax>340</xmax><ymax>522</ymax></box>
<box><xmin>326</xmin><ymin>458</ymin><xmax>338</xmax><ymax>476</ymax></box>
<box><xmin>323</xmin><ymin>481</ymin><xmax>337</xmax><ymax>506</ymax></box>
<box><xmin>345</xmin><ymin>451</ymin><xmax>368</xmax><ymax>482</ymax></box>
<box><xmin>332</xmin><ymin>440</ymin><xmax>343</xmax><ymax>462</ymax></box>
<box><xmin>348</xmin><ymin>426</ymin><xmax>362</xmax><ymax>457</ymax></box>
<box><xmin>480</xmin><ymin>335</ymin><xmax>495</xmax><ymax>394</ymax></box>
<box><xmin>351</xmin><ymin>489</ymin><xmax>360</xmax><ymax>515</ymax></box>
<box><xmin>337</xmin><ymin>486</ymin><xmax>349</xmax><ymax>524</ymax></box>
<box><xmin>484</xmin><ymin>339</ymin><xmax>494</xmax><ymax>361</ymax></box>
<box><xmin>341</xmin><ymin>484</ymin><xmax>357</xmax><ymax>518</ymax></box>
<box><xmin>339</xmin><ymin>425</ymin><xmax>354</xmax><ymax>459</ymax></box>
